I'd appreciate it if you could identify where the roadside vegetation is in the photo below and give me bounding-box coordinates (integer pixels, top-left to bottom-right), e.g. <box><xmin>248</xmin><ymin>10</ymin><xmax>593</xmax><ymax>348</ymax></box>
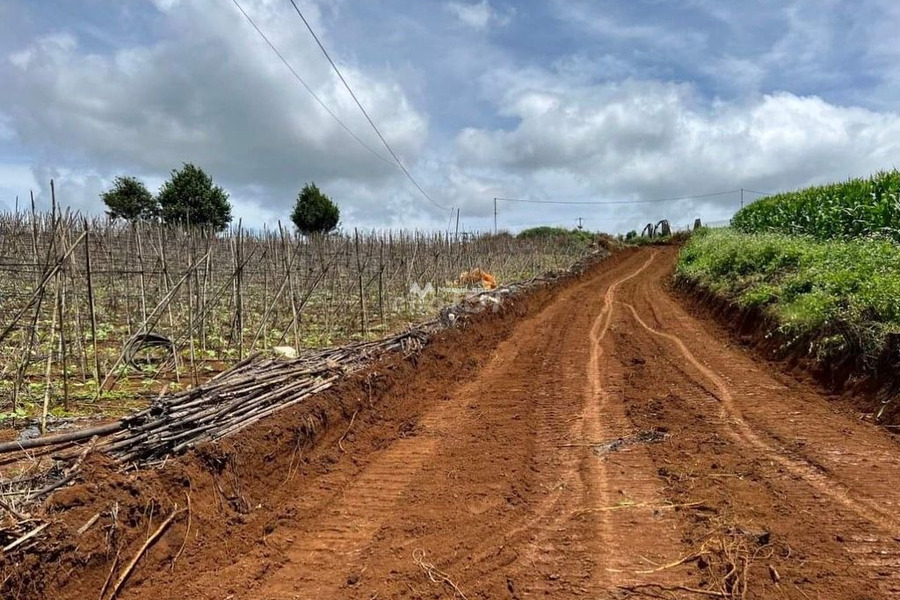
<box><xmin>677</xmin><ymin>228</ymin><xmax>900</xmax><ymax>365</ymax></box>
<box><xmin>678</xmin><ymin>170</ymin><xmax>900</xmax><ymax>383</ymax></box>
<box><xmin>625</xmin><ymin>230</ymin><xmax>691</xmax><ymax>246</ymax></box>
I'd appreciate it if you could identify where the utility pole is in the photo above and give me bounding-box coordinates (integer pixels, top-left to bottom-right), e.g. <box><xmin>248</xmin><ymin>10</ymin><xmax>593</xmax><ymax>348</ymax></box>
<box><xmin>576</xmin><ymin>217</ymin><xmax>584</xmax><ymax>230</ymax></box>
<box><xmin>740</xmin><ymin>188</ymin><xmax>744</xmax><ymax>209</ymax></box>
<box><xmin>454</xmin><ymin>208</ymin><xmax>460</xmax><ymax>239</ymax></box>
<box><xmin>493</xmin><ymin>198</ymin><xmax>498</xmax><ymax>234</ymax></box>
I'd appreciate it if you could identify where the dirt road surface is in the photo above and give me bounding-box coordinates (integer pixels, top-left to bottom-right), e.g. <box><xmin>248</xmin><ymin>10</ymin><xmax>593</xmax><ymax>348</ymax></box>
<box><xmin>59</xmin><ymin>247</ymin><xmax>900</xmax><ymax>599</ymax></box>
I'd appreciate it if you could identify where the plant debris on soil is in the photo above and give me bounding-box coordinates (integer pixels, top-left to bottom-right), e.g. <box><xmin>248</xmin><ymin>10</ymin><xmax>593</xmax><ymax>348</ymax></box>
<box><xmin>591</xmin><ymin>428</ymin><xmax>669</xmax><ymax>455</ymax></box>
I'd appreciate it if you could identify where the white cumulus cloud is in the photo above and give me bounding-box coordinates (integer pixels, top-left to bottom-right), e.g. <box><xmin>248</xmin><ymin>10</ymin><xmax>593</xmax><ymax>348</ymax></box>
<box><xmin>458</xmin><ymin>74</ymin><xmax>900</xmax><ymax>204</ymax></box>
<box><xmin>0</xmin><ymin>0</ymin><xmax>433</xmax><ymax>222</ymax></box>
<box><xmin>446</xmin><ymin>1</ymin><xmax>512</xmax><ymax>31</ymax></box>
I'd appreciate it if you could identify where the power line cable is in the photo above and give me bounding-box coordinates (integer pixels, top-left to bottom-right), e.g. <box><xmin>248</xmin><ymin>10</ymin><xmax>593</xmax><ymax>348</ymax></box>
<box><xmin>285</xmin><ymin>0</ymin><xmax>450</xmax><ymax>211</ymax></box>
<box><xmin>495</xmin><ymin>189</ymin><xmax>741</xmax><ymax>206</ymax></box>
<box><xmin>229</xmin><ymin>0</ymin><xmax>394</xmax><ymax>167</ymax></box>
<box><xmin>742</xmin><ymin>188</ymin><xmax>772</xmax><ymax>196</ymax></box>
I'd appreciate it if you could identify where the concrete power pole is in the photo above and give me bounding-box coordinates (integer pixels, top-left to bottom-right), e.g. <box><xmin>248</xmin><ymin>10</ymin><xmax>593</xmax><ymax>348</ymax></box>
<box><xmin>493</xmin><ymin>198</ymin><xmax>498</xmax><ymax>234</ymax></box>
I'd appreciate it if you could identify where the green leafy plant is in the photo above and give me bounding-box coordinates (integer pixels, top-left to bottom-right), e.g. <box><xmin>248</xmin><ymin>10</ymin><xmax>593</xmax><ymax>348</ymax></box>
<box><xmin>101</xmin><ymin>176</ymin><xmax>159</xmax><ymax>222</ymax></box>
<box><xmin>158</xmin><ymin>163</ymin><xmax>232</xmax><ymax>231</ymax></box>
<box><xmin>677</xmin><ymin>228</ymin><xmax>900</xmax><ymax>367</ymax></box>
<box><xmin>732</xmin><ymin>170</ymin><xmax>900</xmax><ymax>241</ymax></box>
<box><xmin>291</xmin><ymin>183</ymin><xmax>340</xmax><ymax>235</ymax></box>
<box><xmin>517</xmin><ymin>227</ymin><xmax>595</xmax><ymax>247</ymax></box>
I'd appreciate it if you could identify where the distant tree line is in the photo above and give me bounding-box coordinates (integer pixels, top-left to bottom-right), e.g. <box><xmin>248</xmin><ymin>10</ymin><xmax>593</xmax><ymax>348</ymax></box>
<box><xmin>101</xmin><ymin>163</ymin><xmax>340</xmax><ymax>235</ymax></box>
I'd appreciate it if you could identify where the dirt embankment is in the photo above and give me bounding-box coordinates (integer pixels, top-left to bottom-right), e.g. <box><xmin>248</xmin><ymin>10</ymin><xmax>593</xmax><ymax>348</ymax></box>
<box><xmin>8</xmin><ymin>246</ymin><xmax>900</xmax><ymax>600</ymax></box>
<box><xmin>675</xmin><ymin>277</ymin><xmax>900</xmax><ymax>424</ymax></box>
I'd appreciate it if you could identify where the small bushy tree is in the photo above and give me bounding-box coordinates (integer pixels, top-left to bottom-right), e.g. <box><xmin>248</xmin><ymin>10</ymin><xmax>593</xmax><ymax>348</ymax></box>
<box><xmin>101</xmin><ymin>176</ymin><xmax>158</xmax><ymax>222</ymax></box>
<box><xmin>157</xmin><ymin>163</ymin><xmax>232</xmax><ymax>231</ymax></box>
<box><xmin>291</xmin><ymin>183</ymin><xmax>340</xmax><ymax>235</ymax></box>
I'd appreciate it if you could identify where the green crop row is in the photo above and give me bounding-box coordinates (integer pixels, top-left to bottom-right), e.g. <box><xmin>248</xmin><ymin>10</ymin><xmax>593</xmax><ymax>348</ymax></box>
<box><xmin>676</xmin><ymin>228</ymin><xmax>900</xmax><ymax>367</ymax></box>
<box><xmin>732</xmin><ymin>170</ymin><xmax>900</xmax><ymax>240</ymax></box>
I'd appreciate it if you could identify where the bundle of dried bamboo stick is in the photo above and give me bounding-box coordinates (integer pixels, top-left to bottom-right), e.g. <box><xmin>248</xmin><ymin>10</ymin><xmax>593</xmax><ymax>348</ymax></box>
<box><xmin>0</xmin><ymin>328</ymin><xmax>430</xmax><ymax>467</ymax></box>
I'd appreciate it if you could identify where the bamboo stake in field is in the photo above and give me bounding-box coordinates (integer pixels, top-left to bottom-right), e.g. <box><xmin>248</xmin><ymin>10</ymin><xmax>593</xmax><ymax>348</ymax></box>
<box><xmin>355</xmin><ymin>229</ymin><xmax>368</xmax><ymax>341</ymax></box>
<box><xmin>29</xmin><ymin>191</ymin><xmax>38</xmax><ymax>288</ymax></box>
<box><xmin>279</xmin><ymin>223</ymin><xmax>301</xmax><ymax>353</ymax></box>
<box><xmin>187</xmin><ymin>252</ymin><xmax>198</xmax><ymax>387</ymax></box>
<box><xmin>378</xmin><ymin>237</ymin><xmax>385</xmax><ymax>331</ymax></box>
<box><xmin>84</xmin><ymin>219</ymin><xmax>102</xmax><ymax>390</ymax></box>
<box><xmin>135</xmin><ymin>224</ymin><xmax>149</xmax><ymax>327</ymax></box>
<box><xmin>156</xmin><ymin>223</ymin><xmax>179</xmax><ymax>384</ymax></box>
<box><xmin>58</xmin><ymin>256</ymin><xmax>70</xmax><ymax>412</ymax></box>
<box><xmin>236</xmin><ymin>221</ymin><xmax>244</xmax><ymax>360</ymax></box>
<box><xmin>41</xmin><ymin>280</ymin><xmax>60</xmax><ymax>434</ymax></box>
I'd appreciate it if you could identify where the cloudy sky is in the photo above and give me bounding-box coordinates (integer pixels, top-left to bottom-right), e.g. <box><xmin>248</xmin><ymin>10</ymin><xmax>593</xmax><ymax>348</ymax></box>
<box><xmin>2</xmin><ymin>0</ymin><xmax>899</xmax><ymax>233</ymax></box>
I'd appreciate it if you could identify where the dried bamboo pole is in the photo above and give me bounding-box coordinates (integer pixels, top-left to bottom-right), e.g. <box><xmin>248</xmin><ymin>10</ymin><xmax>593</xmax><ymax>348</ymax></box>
<box><xmin>236</xmin><ymin>221</ymin><xmax>244</xmax><ymax>360</ymax></box>
<box><xmin>58</xmin><ymin>262</ymin><xmax>70</xmax><ymax>412</ymax></box>
<box><xmin>355</xmin><ymin>229</ymin><xmax>368</xmax><ymax>341</ymax></box>
<box><xmin>41</xmin><ymin>281</ymin><xmax>60</xmax><ymax>434</ymax></box>
<box><xmin>84</xmin><ymin>219</ymin><xmax>102</xmax><ymax>389</ymax></box>
<box><xmin>135</xmin><ymin>224</ymin><xmax>149</xmax><ymax>326</ymax></box>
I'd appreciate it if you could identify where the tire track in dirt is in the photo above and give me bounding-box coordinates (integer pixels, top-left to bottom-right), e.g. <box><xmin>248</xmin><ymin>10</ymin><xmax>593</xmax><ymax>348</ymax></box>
<box><xmin>216</xmin><ymin>251</ymin><xmax>669</xmax><ymax>600</ymax></box>
<box><xmin>617</xmin><ymin>247</ymin><xmax>900</xmax><ymax>598</ymax></box>
<box><xmin>256</xmin><ymin>407</ymin><xmax>462</xmax><ymax>598</ymax></box>
<box><xmin>622</xmin><ymin>301</ymin><xmax>900</xmax><ymax>533</ymax></box>
<box><xmin>515</xmin><ymin>250</ymin><xmax>684</xmax><ymax>596</ymax></box>
<box><xmin>253</xmin><ymin>307</ymin><xmax>569</xmax><ymax>599</ymax></box>
<box><xmin>52</xmin><ymin>246</ymin><xmax>900</xmax><ymax>600</ymax></box>
<box><xmin>426</xmin><ymin>251</ymin><xmax>679</xmax><ymax>597</ymax></box>
<box><xmin>579</xmin><ymin>251</ymin><xmax>675</xmax><ymax>589</ymax></box>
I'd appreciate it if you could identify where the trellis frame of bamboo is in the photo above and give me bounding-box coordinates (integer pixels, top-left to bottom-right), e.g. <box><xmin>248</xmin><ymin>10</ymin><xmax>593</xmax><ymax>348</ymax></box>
<box><xmin>0</xmin><ymin>185</ymin><xmax>588</xmax><ymax>422</ymax></box>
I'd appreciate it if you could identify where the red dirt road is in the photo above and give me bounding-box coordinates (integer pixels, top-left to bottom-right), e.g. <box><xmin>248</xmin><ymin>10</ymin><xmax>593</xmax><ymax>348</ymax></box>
<box><xmin>48</xmin><ymin>247</ymin><xmax>900</xmax><ymax>599</ymax></box>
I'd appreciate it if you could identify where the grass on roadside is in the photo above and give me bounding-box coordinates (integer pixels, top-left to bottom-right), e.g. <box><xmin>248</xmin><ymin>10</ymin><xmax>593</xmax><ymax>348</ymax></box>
<box><xmin>676</xmin><ymin>228</ymin><xmax>900</xmax><ymax>366</ymax></box>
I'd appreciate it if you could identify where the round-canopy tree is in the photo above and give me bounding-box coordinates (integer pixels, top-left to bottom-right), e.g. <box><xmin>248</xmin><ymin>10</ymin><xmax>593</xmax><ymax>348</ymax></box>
<box><xmin>101</xmin><ymin>176</ymin><xmax>158</xmax><ymax>222</ymax></box>
<box><xmin>291</xmin><ymin>183</ymin><xmax>340</xmax><ymax>235</ymax></box>
<box><xmin>157</xmin><ymin>163</ymin><xmax>232</xmax><ymax>231</ymax></box>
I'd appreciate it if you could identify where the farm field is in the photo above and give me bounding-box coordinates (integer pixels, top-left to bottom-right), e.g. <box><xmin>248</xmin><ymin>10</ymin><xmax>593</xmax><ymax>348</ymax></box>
<box><xmin>0</xmin><ymin>213</ymin><xmax>587</xmax><ymax>425</ymax></box>
<box><xmin>6</xmin><ymin>246</ymin><xmax>900</xmax><ymax>600</ymax></box>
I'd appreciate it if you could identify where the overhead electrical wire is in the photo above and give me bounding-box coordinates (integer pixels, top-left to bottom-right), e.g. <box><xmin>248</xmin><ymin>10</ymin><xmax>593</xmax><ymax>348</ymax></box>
<box><xmin>285</xmin><ymin>0</ymin><xmax>450</xmax><ymax>211</ymax></box>
<box><xmin>234</xmin><ymin>0</ymin><xmax>769</xmax><ymax>218</ymax></box>
<box><xmin>229</xmin><ymin>0</ymin><xmax>394</xmax><ymax>167</ymax></box>
<box><xmin>495</xmin><ymin>189</ymin><xmax>744</xmax><ymax>206</ymax></box>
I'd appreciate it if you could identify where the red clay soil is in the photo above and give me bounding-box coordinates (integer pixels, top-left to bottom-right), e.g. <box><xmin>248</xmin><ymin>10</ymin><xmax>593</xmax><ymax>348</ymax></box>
<box><xmin>8</xmin><ymin>246</ymin><xmax>900</xmax><ymax>600</ymax></box>
<box><xmin>674</xmin><ymin>279</ymin><xmax>900</xmax><ymax>422</ymax></box>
